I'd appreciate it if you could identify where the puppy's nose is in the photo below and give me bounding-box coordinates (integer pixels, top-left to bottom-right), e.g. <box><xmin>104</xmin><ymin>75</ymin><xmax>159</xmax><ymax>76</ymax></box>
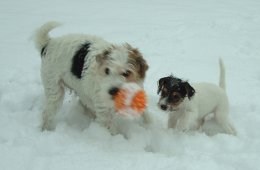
<box><xmin>108</xmin><ymin>87</ymin><xmax>119</xmax><ymax>96</ymax></box>
<box><xmin>160</xmin><ymin>104</ymin><xmax>167</xmax><ymax>111</ymax></box>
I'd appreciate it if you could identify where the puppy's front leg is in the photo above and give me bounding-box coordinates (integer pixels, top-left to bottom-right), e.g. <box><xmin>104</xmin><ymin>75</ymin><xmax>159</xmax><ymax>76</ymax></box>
<box><xmin>176</xmin><ymin>111</ymin><xmax>198</xmax><ymax>132</ymax></box>
<box><xmin>168</xmin><ymin>113</ymin><xmax>179</xmax><ymax>129</ymax></box>
<box><xmin>142</xmin><ymin>109</ymin><xmax>152</xmax><ymax>125</ymax></box>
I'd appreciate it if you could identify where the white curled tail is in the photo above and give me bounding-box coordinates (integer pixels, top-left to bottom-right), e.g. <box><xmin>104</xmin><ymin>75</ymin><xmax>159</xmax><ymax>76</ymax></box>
<box><xmin>219</xmin><ymin>58</ymin><xmax>226</xmax><ymax>91</ymax></box>
<box><xmin>33</xmin><ymin>21</ymin><xmax>61</xmax><ymax>52</ymax></box>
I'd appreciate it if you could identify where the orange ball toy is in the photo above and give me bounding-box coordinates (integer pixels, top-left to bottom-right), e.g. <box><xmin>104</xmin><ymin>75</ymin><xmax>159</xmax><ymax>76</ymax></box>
<box><xmin>114</xmin><ymin>83</ymin><xmax>147</xmax><ymax>118</ymax></box>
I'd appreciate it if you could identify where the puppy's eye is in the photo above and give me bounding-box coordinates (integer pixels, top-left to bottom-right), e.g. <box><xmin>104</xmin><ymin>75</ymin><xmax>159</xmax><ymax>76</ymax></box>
<box><xmin>173</xmin><ymin>94</ymin><xmax>180</xmax><ymax>100</ymax></box>
<box><xmin>105</xmin><ymin>68</ymin><xmax>110</xmax><ymax>75</ymax></box>
<box><xmin>122</xmin><ymin>70</ymin><xmax>131</xmax><ymax>78</ymax></box>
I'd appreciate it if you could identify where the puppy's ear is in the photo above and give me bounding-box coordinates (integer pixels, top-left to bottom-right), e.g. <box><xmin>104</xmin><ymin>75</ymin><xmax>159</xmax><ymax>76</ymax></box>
<box><xmin>157</xmin><ymin>77</ymin><xmax>168</xmax><ymax>94</ymax></box>
<box><xmin>96</xmin><ymin>49</ymin><xmax>111</xmax><ymax>65</ymax></box>
<box><xmin>182</xmin><ymin>81</ymin><xmax>195</xmax><ymax>99</ymax></box>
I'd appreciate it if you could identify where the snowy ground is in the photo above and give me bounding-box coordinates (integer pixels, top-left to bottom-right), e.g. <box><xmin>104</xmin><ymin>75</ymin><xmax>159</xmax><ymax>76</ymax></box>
<box><xmin>1</xmin><ymin>0</ymin><xmax>260</xmax><ymax>169</ymax></box>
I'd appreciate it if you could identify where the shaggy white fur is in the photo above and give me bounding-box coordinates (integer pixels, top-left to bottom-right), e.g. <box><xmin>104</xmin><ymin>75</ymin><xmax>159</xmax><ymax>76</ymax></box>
<box><xmin>33</xmin><ymin>22</ymin><xmax>149</xmax><ymax>134</ymax></box>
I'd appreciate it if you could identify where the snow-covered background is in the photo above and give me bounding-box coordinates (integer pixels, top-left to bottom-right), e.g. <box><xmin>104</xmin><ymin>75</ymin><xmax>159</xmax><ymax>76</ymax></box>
<box><xmin>1</xmin><ymin>0</ymin><xmax>260</xmax><ymax>169</ymax></box>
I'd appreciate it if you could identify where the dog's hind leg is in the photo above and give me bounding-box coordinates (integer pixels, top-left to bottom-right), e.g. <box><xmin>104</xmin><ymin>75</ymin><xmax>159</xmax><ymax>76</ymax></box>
<box><xmin>41</xmin><ymin>77</ymin><xmax>65</xmax><ymax>131</ymax></box>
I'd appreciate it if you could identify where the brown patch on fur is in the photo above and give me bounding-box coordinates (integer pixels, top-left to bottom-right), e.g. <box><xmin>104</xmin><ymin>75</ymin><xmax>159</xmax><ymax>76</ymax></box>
<box><xmin>125</xmin><ymin>43</ymin><xmax>148</xmax><ymax>81</ymax></box>
<box><xmin>169</xmin><ymin>95</ymin><xmax>184</xmax><ymax>110</ymax></box>
<box><xmin>172</xmin><ymin>92</ymin><xmax>181</xmax><ymax>99</ymax></box>
<box><xmin>170</xmin><ymin>102</ymin><xmax>183</xmax><ymax>110</ymax></box>
<box><xmin>162</xmin><ymin>86</ymin><xmax>167</xmax><ymax>93</ymax></box>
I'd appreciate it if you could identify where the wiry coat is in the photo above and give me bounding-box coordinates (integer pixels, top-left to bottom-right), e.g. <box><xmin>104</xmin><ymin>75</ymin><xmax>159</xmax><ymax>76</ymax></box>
<box><xmin>33</xmin><ymin>22</ymin><xmax>149</xmax><ymax>133</ymax></box>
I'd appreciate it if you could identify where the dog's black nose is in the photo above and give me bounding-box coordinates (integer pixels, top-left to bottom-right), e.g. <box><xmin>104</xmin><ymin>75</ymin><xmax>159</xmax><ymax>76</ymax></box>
<box><xmin>160</xmin><ymin>104</ymin><xmax>167</xmax><ymax>111</ymax></box>
<box><xmin>108</xmin><ymin>87</ymin><xmax>119</xmax><ymax>96</ymax></box>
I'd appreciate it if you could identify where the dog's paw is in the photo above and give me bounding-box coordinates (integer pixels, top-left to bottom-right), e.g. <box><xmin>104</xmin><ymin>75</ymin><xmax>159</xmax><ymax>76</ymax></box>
<box><xmin>108</xmin><ymin>124</ymin><xmax>119</xmax><ymax>135</ymax></box>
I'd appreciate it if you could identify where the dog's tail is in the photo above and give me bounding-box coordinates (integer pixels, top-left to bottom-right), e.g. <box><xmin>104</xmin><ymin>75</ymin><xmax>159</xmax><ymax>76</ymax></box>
<box><xmin>219</xmin><ymin>58</ymin><xmax>226</xmax><ymax>91</ymax></box>
<box><xmin>33</xmin><ymin>21</ymin><xmax>61</xmax><ymax>53</ymax></box>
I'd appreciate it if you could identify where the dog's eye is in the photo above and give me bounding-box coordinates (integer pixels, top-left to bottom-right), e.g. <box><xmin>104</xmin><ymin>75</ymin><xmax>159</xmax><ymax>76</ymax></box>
<box><xmin>122</xmin><ymin>70</ymin><xmax>131</xmax><ymax>78</ymax></box>
<box><xmin>105</xmin><ymin>68</ymin><xmax>110</xmax><ymax>75</ymax></box>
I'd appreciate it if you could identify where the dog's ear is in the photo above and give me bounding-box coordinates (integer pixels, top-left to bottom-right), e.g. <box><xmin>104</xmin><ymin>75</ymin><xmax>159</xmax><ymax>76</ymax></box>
<box><xmin>126</xmin><ymin>43</ymin><xmax>149</xmax><ymax>79</ymax></box>
<box><xmin>157</xmin><ymin>77</ymin><xmax>168</xmax><ymax>94</ymax></box>
<box><xmin>135</xmin><ymin>56</ymin><xmax>149</xmax><ymax>79</ymax></box>
<box><xmin>96</xmin><ymin>49</ymin><xmax>111</xmax><ymax>65</ymax></box>
<box><xmin>182</xmin><ymin>81</ymin><xmax>195</xmax><ymax>99</ymax></box>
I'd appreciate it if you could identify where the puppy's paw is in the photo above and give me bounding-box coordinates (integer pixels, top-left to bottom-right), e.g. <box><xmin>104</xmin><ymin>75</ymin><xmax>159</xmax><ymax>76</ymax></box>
<box><xmin>176</xmin><ymin>120</ymin><xmax>190</xmax><ymax>132</ymax></box>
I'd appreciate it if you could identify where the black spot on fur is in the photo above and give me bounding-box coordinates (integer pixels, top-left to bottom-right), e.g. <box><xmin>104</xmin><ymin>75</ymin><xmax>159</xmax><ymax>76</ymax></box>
<box><xmin>71</xmin><ymin>42</ymin><xmax>91</xmax><ymax>78</ymax></box>
<box><xmin>182</xmin><ymin>82</ymin><xmax>195</xmax><ymax>99</ymax></box>
<box><xmin>157</xmin><ymin>75</ymin><xmax>182</xmax><ymax>95</ymax></box>
<box><xmin>157</xmin><ymin>75</ymin><xmax>196</xmax><ymax>104</ymax></box>
<box><xmin>41</xmin><ymin>46</ymin><xmax>47</xmax><ymax>57</ymax></box>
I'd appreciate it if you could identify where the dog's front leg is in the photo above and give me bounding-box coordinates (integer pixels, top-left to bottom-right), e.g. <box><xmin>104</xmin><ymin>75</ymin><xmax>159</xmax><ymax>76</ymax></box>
<box><xmin>95</xmin><ymin>109</ymin><xmax>118</xmax><ymax>135</ymax></box>
<box><xmin>78</xmin><ymin>99</ymin><xmax>96</xmax><ymax>120</ymax></box>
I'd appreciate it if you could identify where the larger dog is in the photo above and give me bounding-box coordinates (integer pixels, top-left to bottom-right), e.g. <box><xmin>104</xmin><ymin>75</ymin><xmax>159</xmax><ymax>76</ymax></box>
<box><xmin>157</xmin><ymin>59</ymin><xmax>236</xmax><ymax>135</ymax></box>
<box><xmin>33</xmin><ymin>22</ymin><xmax>149</xmax><ymax>134</ymax></box>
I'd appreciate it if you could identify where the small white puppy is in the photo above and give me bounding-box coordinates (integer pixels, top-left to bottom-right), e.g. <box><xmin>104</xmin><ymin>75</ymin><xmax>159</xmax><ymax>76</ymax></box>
<box><xmin>157</xmin><ymin>59</ymin><xmax>236</xmax><ymax>135</ymax></box>
<box><xmin>33</xmin><ymin>22</ymin><xmax>149</xmax><ymax>133</ymax></box>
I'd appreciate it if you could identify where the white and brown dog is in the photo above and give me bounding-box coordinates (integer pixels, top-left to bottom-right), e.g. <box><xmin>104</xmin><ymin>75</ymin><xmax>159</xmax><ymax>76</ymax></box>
<box><xmin>33</xmin><ymin>22</ymin><xmax>149</xmax><ymax>134</ymax></box>
<box><xmin>157</xmin><ymin>59</ymin><xmax>236</xmax><ymax>135</ymax></box>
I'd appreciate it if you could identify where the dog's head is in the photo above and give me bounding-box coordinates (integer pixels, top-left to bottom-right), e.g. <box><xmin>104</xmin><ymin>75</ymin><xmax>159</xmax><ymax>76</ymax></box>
<box><xmin>95</xmin><ymin>43</ymin><xmax>148</xmax><ymax>99</ymax></box>
<box><xmin>157</xmin><ymin>75</ymin><xmax>195</xmax><ymax>111</ymax></box>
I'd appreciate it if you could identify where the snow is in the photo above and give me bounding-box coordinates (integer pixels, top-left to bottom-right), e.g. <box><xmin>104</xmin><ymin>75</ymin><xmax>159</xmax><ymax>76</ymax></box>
<box><xmin>1</xmin><ymin>0</ymin><xmax>260</xmax><ymax>169</ymax></box>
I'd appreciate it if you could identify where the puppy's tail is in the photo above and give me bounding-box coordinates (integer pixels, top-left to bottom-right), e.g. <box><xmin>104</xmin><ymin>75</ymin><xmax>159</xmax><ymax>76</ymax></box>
<box><xmin>33</xmin><ymin>21</ymin><xmax>61</xmax><ymax>53</ymax></box>
<box><xmin>219</xmin><ymin>58</ymin><xmax>226</xmax><ymax>91</ymax></box>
